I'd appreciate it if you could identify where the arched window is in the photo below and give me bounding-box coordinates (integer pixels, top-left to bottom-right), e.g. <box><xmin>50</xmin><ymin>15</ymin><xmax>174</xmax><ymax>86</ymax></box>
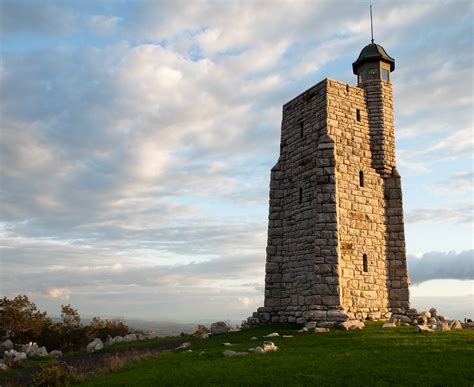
<box><xmin>359</xmin><ymin>170</ymin><xmax>364</xmax><ymax>187</ymax></box>
<box><xmin>299</xmin><ymin>187</ymin><xmax>303</xmax><ymax>204</ymax></box>
<box><xmin>363</xmin><ymin>254</ymin><xmax>368</xmax><ymax>272</ymax></box>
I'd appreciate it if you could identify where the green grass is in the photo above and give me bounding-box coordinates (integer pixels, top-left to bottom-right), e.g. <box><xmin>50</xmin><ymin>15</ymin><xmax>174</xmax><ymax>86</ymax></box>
<box><xmin>77</xmin><ymin>322</ymin><xmax>473</xmax><ymax>386</ymax></box>
<box><xmin>100</xmin><ymin>335</ymin><xmax>190</xmax><ymax>353</ymax></box>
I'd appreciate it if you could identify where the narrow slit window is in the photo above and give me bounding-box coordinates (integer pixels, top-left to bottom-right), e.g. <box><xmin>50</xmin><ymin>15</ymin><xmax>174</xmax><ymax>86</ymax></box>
<box><xmin>359</xmin><ymin>170</ymin><xmax>364</xmax><ymax>187</ymax></box>
<box><xmin>300</xmin><ymin>122</ymin><xmax>304</xmax><ymax>138</ymax></box>
<box><xmin>346</xmin><ymin>84</ymin><xmax>350</xmax><ymax>93</ymax></box>
<box><xmin>299</xmin><ymin>187</ymin><xmax>303</xmax><ymax>204</ymax></box>
<box><xmin>356</xmin><ymin>109</ymin><xmax>361</xmax><ymax>122</ymax></box>
<box><xmin>363</xmin><ymin>254</ymin><xmax>368</xmax><ymax>272</ymax></box>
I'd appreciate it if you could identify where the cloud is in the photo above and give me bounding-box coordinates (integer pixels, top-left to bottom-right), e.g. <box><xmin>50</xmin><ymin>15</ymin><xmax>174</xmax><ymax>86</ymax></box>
<box><xmin>405</xmin><ymin>206</ymin><xmax>473</xmax><ymax>224</ymax></box>
<box><xmin>0</xmin><ymin>0</ymin><xmax>80</xmax><ymax>37</ymax></box>
<box><xmin>408</xmin><ymin>251</ymin><xmax>474</xmax><ymax>284</ymax></box>
<box><xmin>89</xmin><ymin>15</ymin><xmax>121</xmax><ymax>36</ymax></box>
<box><xmin>430</xmin><ymin>172</ymin><xmax>473</xmax><ymax>195</ymax></box>
<box><xmin>47</xmin><ymin>288</ymin><xmax>71</xmax><ymax>299</ymax></box>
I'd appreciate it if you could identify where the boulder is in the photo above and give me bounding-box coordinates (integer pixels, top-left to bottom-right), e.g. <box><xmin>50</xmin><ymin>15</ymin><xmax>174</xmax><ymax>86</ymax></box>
<box><xmin>37</xmin><ymin>346</ymin><xmax>48</xmax><ymax>357</ymax></box>
<box><xmin>438</xmin><ymin>315</ymin><xmax>447</xmax><ymax>322</ymax></box>
<box><xmin>304</xmin><ymin>310</ymin><xmax>326</xmax><ymax>321</ymax></box>
<box><xmin>337</xmin><ymin>320</ymin><xmax>365</xmax><ymax>330</ymax></box>
<box><xmin>463</xmin><ymin>321</ymin><xmax>474</xmax><ymax>329</ymax></box>
<box><xmin>223</xmin><ymin>350</ymin><xmax>247</xmax><ymax>357</ymax></box>
<box><xmin>15</xmin><ymin>344</ymin><xmax>27</xmax><ymax>353</ymax></box>
<box><xmin>263</xmin><ymin>332</ymin><xmax>279</xmax><ymax>338</ymax></box>
<box><xmin>113</xmin><ymin>336</ymin><xmax>124</xmax><ymax>344</ymax></box>
<box><xmin>250</xmin><ymin>337</ymin><xmax>258</xmax><ymax>341</ymax></box>
<box><xmin>391</xmin><ymin>308</ymin><xmax>406</xmax><ymax>315</ymax></box>
<box><xmin>429</xmin><ymin>308</ymin><xmax>437</xmax><ymax>318</ymax></box>
<box><xmin>449</xmin><ymin>320</ymin><xmax>462</xmax><ymax>330</ymax></box>
<box><xmin>415</xmin><ymin>325</ymin><xmax>433</xmax><ymax>333</ymax></box>
<box><xmin>223</xmin><ymin>343</ymin><xmax>235</xmax><ymax>347</ymax></box>
<box><xmin>211</xmin><ymin>321</ymin><xmax>231</xmax><ymax>335</ymax></box>
<box><xmin>0</xmin><ymin>362</ymin><xmax>8</xmax><ymax>371</ymax></box>
<box><xmin>282</xmin><ymin>335</ymin><xmax>293</xmax><ymax>338</ymax></box>
<box><xmin>248</xmin><ymin>346</ymin><xmax>264</xmax><ymax>353</ymax></box>
<box><xmin>147</xmin><ymin>331</ymin><xmax>157</xmax><ymax>339</ymax></box>
<box><xmin>105</xmin><ymin>335</ymin><xmax>114</xmax><ymax>346</ymax></box>
<box><xmin>421</xmin><ymin>311</ymin><xmax>431</xmax><ymax>319</ymax></box>
<box><xmin>297</xmin><ymin>328</ymin><xmax>308</xmax><ymax>333</ymax></box>
<box><xmin>315</xmin><ymin>327</ymin><xmax>329</xmax><ymax>333</ymax></box>
<box><xmin>305</xmin><ymin>321</ymin><xmax>317</xmax><ymax>329</ymax></box>
<box><xmin>123</xmin><ymin>334</ymin><xmax>137</xmax><ymax>343</ymax></box>
<box><xmin>436</xmin><ymin>322</ymin><xmax>450</xmax><ymax>332</ymax></box>
<box><xmin>26</xmin><ymin>342</ymin><xmax>39</xmax><ymax>357</ymax></box>
<box><xmin>86</xmin><ymin>338</ymin><xmax>104</xmax><ymax>353</ymax></box>
<box><xmin>174</xmin><ymin>342</ymin><xmax>192</xmax><ymax>350</ymax></box>
<box><xmin>2</xmin><ymin>340</ymin><xmax>13</xmax><ymax>351</ymax></box>
<box><xmin>263</xmin><ymin>341</ymin><xmax>278</xmax><ymax>352</ymax></box>
<box><xmin>391</xmin><ymin>314</ymin><xmax>412</xmax><ymax>324</ymax></box>
<box><xmin>4</xmin><ymin>349</ymin><xmax>26</xmax><ymax>366</ymax></box>
<box><xmin>382</xmin><ymin>322</ymin><xmax>397</xmax><ymax>328</ymax></box>
<box><xmin>49</xmin><ymin>350</ymin><xmax>63</xmax><ymax>358</ymax></box>
<box><xmin>200</xmin><ymin>333</ymin><xmax>210</xmax><ymax>339</ymax></box>
<box><xmin>327</xmin><ymin>310</ymin><xmax>349</xmax><ymax>322</ymax></box>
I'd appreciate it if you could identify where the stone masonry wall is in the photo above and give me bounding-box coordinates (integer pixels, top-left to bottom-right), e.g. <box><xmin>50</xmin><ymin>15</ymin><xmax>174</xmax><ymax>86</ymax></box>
<box><xmin>327</xmin><ymin>79</ymin><xmax>391</xmax><ymax>320</ymax></box>
<box><xmin>364</xmin><ymin>79</ymin><xmax>396</xmax><ymax>176</ymax></box>
<box><xmin>260</xmin><ymin>79</ymin><xmax>342</xmax><ymax>324</ymax></box>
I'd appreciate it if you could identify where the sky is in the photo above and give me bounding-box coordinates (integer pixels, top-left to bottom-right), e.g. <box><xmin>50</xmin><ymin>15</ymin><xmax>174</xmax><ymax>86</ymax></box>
<box><xmin>0</xmin><ymin>0</ymin><xmax>473</xmax><ymax>323</ymax></box>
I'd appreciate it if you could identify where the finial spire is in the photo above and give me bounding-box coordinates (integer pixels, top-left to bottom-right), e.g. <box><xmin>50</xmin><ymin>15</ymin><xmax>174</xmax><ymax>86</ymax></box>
<box><xmin>370</xmin><ymin>4</ymin><xmax>374</xmax><ymax>44</ymax></box>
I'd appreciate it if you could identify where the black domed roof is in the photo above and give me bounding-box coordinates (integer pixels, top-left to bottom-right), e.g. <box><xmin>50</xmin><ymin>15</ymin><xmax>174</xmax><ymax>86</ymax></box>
<box><xmin>352</xmin><ymin>43</ymin><xmax>395</xmax><ymax>74</ymax></box>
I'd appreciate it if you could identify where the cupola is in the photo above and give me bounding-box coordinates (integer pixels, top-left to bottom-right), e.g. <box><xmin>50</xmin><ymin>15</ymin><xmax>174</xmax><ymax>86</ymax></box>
<box><xmin>352</xmin><ymin>43</ymin><xmax>395</xmax><ymax>85</ymax></box>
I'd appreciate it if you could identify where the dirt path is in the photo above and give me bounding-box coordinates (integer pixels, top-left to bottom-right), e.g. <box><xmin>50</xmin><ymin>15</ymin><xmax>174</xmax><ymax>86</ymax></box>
<box><xmin>3</xmin><ymin>337</ymin><xmax>197</xmax><ymax>386</ymax></box>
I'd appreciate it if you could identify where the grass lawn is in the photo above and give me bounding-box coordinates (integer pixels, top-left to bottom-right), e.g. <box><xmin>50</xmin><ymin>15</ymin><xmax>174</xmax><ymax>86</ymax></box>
<box><xmin>77</xmin><ymin>322</ymin><xmax>474</xmax><ymax>386</ymax></box>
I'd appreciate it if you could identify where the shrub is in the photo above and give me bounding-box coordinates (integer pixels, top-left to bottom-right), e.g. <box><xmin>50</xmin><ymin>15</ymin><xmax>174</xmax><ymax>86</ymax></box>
<box><xmin>87</xmin><ymin>317</ymin><xmax>130</xmax><ymax>341</ymax></box>
<box><xmin>192</xmin><ymin>324</ymin><xmax>210</xmax><ymax>337</ymax></box>
<box><xmin>31</xmin><ymin>364</ymin><xmax>74</xmax><ymax>387</ymax></box>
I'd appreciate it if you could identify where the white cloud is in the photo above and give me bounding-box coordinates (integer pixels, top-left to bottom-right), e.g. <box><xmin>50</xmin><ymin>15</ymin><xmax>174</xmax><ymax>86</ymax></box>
<box><xmin>47</xmin><ymin>288</ymin><xmax>71</xmax><ymax>299</ymax></box>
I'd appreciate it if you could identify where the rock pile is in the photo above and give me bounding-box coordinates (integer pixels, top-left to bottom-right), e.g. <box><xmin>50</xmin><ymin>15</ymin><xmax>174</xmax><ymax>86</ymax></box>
<box><xmin>382</xmin><ymin>307</ymin><xmax>470</xmax><ymax>333</ymax></box>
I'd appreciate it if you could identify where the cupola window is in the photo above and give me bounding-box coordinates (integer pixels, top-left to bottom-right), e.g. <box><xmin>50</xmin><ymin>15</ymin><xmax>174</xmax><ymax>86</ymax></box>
<box><xmin>382</xmin><ymin>68</ymin><xmax>390</xmax><ymax>82</ymax></box>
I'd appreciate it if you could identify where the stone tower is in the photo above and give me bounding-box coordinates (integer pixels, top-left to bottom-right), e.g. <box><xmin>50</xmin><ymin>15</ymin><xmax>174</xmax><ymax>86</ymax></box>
<box><xmin>247</xmin><ymin>42</ymin><xmax>410</xmax><ymax>326</ymax></box>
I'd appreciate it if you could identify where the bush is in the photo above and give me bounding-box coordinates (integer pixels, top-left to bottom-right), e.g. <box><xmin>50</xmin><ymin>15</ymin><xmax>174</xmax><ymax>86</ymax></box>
<box><xmin>31</xmin><ymin>364</ymin><xmax>74</xmax><ymax>387</ymax></box>
<box><xmin>86</xmin><ymin>317</ymin><xmax>130</xmax><ymax>341</ymax></box>
<box><xmin>192</xmin><ymin>324</ymin><xmax>210</xmax><ymax>337</ymax></box>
